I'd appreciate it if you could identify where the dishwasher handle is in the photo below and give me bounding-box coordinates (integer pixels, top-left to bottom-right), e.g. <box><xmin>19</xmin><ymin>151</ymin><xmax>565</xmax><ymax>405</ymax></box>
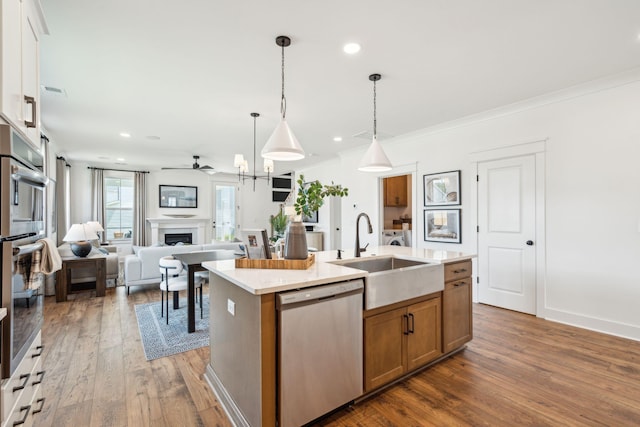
<box><xmin>277</xmin><ymin>279</ymin><xmax>364</xmax><ymax>308</ymax></box>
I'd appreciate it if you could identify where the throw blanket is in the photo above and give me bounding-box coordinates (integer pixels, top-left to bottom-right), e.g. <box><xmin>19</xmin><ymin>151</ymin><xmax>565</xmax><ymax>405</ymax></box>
<box><xmin>14</xmin><ymin>249</ymin><xmax>43</xmax><ymax>290</ymax></box>
<box><xmin>38</xmin><ymin>237</ymin><xmax>62</xmax><ymax>274</ymax></box>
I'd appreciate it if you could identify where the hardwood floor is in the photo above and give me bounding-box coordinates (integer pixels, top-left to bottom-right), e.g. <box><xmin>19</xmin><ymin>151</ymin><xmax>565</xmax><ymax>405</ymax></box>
<box><xmin>39</xmin><ymin>287</ymin><xmax>640</xmax><ymax>426</ymax></box>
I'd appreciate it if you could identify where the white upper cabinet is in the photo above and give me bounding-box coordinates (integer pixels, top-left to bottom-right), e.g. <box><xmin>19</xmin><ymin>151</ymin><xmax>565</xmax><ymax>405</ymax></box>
<box><xmin>0</xmin><ymin>0</ymin><xmax>47</xmax><ymax>148</ymax></box>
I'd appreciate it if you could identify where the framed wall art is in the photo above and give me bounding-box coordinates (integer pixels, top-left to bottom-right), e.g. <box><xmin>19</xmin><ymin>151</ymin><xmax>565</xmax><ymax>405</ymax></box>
<box><xmin>159</xmin><ymin>185</ymin><xmax>198</xmax><ymax>208</ymax></box>
<box><xmin>424</xmin><ymin>209</ymin><xmax>461</xmax><ymax>243</ymax></box>
<box><xmin>424</xmin><ymin>170</ymin><xmax>460</xmax><ymax>206</ymax></box>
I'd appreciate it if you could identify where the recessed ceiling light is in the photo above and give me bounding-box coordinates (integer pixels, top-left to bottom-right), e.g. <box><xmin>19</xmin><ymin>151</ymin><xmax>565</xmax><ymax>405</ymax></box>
<box><xmin>343</xmin><ymin>43</ymin><xmax>361</xmax><ymax>54</ymax></box>
<box><xmin>116</xmin><ymin>158</ymin><xmax>125</xmax><ymax>162</ymax></box>
<box><xmin>120</xmin><ymin>132</ymin><xmax>131</xmax><ymax>138</ymax></box>
<box><xmin>333</xmin><ymin>136</ymin><xmax>343</xmax><ymax>142</ymax></box>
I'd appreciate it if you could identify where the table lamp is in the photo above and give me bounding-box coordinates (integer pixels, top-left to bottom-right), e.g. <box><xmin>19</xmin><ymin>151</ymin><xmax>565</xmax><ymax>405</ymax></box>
<box><xmin>86</xmin><ymin>221</ymin><xmax>104</xmax><ymax>243</ymax></box>
<box><xmin>63</xmin><ymin>223</ymin><xmax>98</xmax><ymax>257</ymax></box>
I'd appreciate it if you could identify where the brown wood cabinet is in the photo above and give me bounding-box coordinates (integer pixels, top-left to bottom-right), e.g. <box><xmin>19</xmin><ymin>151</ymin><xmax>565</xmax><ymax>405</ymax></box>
<box><xmin>384</xmin><ymin>176</ymin><xmax>408</xmax><ymax>207</ymax></box>
<box><xmin>443</xmin><ymin>260</ymin><xmax>473</xmax><ymax>353</ymax></box>
<box><xmin>364</xmin><ymin>296</ymin><xmax>441</xmax><ymax>392</ymax></box>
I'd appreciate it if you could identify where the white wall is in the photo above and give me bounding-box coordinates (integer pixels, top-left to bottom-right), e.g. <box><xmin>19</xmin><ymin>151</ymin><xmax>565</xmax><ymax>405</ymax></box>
<box><xmin>328</xmin><ymin>74</ymin><xmax>640</xmax><ymax>340</ymax></box>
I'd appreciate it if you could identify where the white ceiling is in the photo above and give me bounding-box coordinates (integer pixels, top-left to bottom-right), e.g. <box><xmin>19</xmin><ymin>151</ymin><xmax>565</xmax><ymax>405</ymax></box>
<box><xmin>39</xmin><ymin>0</ymin><xmax>640</xmax><ymax>173</ymax></box>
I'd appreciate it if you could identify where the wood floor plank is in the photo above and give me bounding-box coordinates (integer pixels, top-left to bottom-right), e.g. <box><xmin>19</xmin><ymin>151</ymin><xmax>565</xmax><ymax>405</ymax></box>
<box><xmin>39</xmin><ymin>289</ymin><xmax>640</xmax><ymax>426</ymax></box>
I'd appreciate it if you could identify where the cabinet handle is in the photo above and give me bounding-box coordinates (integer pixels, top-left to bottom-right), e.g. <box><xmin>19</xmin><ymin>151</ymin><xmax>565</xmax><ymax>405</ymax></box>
<box><xmin>13</xmin><ymin>373</ymin><xmax>31</xmax><ymax>392</ymax></box>
<box><xmin>32</xmin><ymin>370</ymin><xmax>46</xmax><ymax>385</ymax></box>
<box><xmin>403</xmin><ymin>314</ymin><xmax>410</xmax><ymax>335</ymax></box>
<box><xmin>24</xmin><ymin>95</ymin><xmax>36</xmax><ymax>128</ymax></box>
<box><xmin>453</xmin><ymin>268</ymin><xmax>467</xmax><ymax>274</ymax></box>
<box><xmin>408</xmin><ymin>313</ymin><xmax>415</xmax><ymax>334</ymax></box>
<box><xmin>32</xmin><ymin>345</ymin><xmax>44</xmax><ymax>358</ymax></box>
<box><xmin>13</xmin><ymin>405</ymin><xmax>31</xmax><ymax>426</ymax></box>
<box><xmin>32</xmin><ymin>398</ymin><xmax>45</xmax><ymax>415</ymax></box>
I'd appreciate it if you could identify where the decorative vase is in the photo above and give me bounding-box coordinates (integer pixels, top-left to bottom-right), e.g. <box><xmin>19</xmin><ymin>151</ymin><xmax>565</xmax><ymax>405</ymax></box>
<box><xmin>284</xmin><ymin>221</ymin><xmax>308</xmax><ymax>260</ymax></box>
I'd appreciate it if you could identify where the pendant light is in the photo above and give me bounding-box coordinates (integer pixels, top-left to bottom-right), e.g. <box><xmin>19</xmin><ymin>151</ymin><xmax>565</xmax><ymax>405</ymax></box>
<box><xmin>358</xmin><ymin>73</ymin><xmax>392</xmax><ymax>172</ymax></box>
<box><xmin>261</xmin><ymin>35</ymin><xmax>305</xmax><ymax>161</ymax></box>
<box><xmin>235</xmin><ymin>113</ymin><xmax>273</xmax><ymax>191</ymax></box>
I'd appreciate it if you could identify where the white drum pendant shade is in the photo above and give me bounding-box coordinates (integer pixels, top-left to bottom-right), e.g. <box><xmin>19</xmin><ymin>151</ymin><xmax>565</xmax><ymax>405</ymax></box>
<box><xmin>358</xmin><ymin>137</ymin><xmax>392</xmax><ymax>172</ymax></box>
<box><xmin>261</xmin><ymin>118</ymin><xmax>305</xmax><ymax>161</ymax></box>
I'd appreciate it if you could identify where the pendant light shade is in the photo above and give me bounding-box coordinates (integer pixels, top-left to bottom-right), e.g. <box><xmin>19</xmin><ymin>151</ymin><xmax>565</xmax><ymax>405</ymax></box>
<box><xmin>358</xmin><ymin>136</ymin><xmax>392</xmax><ymax>172</ymax></box>
<box><xmin>358</xmin><ymin>73</ymin><xmax>392</xmax><ymax>172</ymax></box>
<box><xmin>261</xmin><ymin>35</ymin><xmax>305</xmax><ymax>161</ymax></box>
<box><xmin>262</xmin><ymin>119</ymin><xmax>304</xmax><ymax>160</ymax></box>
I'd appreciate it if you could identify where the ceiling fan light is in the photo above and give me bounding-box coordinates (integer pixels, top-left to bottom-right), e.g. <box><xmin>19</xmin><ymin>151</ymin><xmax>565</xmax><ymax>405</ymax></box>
<box><xmin>233</xmin><ymin>154</ymin><xmax>245</xmax><ymax>168</ymax></box>
<box><xmin>261</xmin><ymin>119</ymin><xmax>305</xmax><ymax>161</ymax></box>
<box><xmin>358</xmin><ymin>136</ymin><xmax>392</xmax><ymax>172</ymax></box>
<box><xmin>200</xmin><ymin>165</ymin><xmax>217</xmax><ymax>175</ymax></box>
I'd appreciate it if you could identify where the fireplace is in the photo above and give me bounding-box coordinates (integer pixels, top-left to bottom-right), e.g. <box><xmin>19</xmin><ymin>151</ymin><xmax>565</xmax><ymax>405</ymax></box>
<box><xmin>164</xmin><ymin>233</ymin><xmax>193</xmax><ymax>246</ymax></box>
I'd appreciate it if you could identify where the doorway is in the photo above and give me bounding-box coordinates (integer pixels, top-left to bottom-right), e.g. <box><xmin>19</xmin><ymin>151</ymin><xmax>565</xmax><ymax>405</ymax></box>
<box><xmin>211</xmin><ymin>181</ymin><xmax>239</xmax><ymax>241</ymax></box>
<box><xmin>380</xmin><ymin>173</ymin><xmax>414</xmax><ymax>247</ymax></box>
<box><xmin>474</xmin><ymin>142</ymin><xmax>546</xmax><ymax>315</ymax></box>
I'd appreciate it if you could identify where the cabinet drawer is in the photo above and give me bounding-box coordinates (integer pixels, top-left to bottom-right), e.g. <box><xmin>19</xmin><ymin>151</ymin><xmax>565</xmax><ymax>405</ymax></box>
<box><xmin>1</xmin><ymin>331</ymin><xmax>42</xmax><ymax>422</ymax></box>
<box><xmin>444</xmin><ymin>277</ymin><xmax>472</xmax><ymax>291</ymax></box>
<box><xmin>444</xmin><ymin>260</ymin><xmax>472</xmax><ymax>282</ymax></box>
<box><xmin>4</xmin><ymin>383</ymin><xmax>41</xmax><ymax>427</ymax></box>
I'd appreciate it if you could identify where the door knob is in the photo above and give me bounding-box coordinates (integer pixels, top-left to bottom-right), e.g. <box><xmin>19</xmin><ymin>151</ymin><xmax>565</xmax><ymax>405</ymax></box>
<box><xmin>526</xmin><ymin>240</ymin><xmax>534</xmax><ymax>246</ymax></box>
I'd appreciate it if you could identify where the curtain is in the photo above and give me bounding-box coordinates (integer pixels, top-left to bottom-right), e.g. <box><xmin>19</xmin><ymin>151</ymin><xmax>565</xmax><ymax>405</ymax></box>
<box><xmin>55</xmin><ymin>157</ymin><xmax>70</xmax><ymax>245</ymax></box>
<box><xmin>90</xmin><ymin>168</ymin><xmax>105</xmax><ymax>243</ymax></box>
<box><xmin>133</xmin><ymin>171</ymin><xmax>147</xmax><ymax>246</ymax></box>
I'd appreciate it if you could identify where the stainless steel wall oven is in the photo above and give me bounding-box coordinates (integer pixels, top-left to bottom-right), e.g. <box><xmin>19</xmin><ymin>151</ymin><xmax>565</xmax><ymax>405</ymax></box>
<box><xmin>0</xmin><ymin>124</ymin><xmax>48</xmax><ymax>377</ymax></box>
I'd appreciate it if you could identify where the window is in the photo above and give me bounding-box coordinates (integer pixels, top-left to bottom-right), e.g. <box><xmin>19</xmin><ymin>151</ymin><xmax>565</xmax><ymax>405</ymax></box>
<box><xmin>104</xmin><ymin>173</ymin><xmax>134</xmax><ymax>240</ymax></box>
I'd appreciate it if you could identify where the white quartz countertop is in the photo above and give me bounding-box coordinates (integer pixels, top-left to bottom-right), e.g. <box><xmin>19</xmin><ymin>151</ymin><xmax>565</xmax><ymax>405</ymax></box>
<box><xmin>203</xmin><ymin>245</ymin><xmax>475</xmax><ymax>295</ymax></box>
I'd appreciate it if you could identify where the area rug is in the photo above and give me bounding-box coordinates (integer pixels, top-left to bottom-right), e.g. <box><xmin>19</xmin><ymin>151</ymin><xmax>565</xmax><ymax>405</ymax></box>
<box><xmin>135</xmin><ymin>296</ymin><xmax>209</xmax><ymax>360</ymax></box>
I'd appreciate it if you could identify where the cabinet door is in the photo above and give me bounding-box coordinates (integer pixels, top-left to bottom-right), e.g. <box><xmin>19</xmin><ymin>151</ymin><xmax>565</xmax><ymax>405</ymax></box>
<box><xmin>21</xmin><ymin>0</ymin><xmax>41</xmax><ymax>145</ymax></box>
<box><xmin>384</xmin><ymin>176</ymin><xmax>408</xmax><ymax>207</ymax></box>
<box><xmin>443</xmin><ymin>278</ymin><xmax>472</xmax><ymax>353</ymax></box>
<box><xmin>364</xmin><ymin>307</ymin><xmax>406</xmax><ymax>392</ymax></box>
<box><xmin>1</xmin><ymin>0</ymin><xmax>23</xmax><ymax>127</ymax></box>
<box><xmin>406</xmin><ymin>297</ymin><xmax>442</xmax><ymax>371</ymax></box>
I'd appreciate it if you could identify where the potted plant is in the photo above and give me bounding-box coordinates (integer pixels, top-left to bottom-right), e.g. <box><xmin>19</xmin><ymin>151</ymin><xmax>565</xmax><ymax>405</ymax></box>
<box><xmin>284</xmin><ymin>174</ymin><xmax>349</xmax><ymax>259</ymax></box>
<box><xmin>270</xmin><ymin>208</ymin><xmax>289</xmax><ymax>242</ymax></box>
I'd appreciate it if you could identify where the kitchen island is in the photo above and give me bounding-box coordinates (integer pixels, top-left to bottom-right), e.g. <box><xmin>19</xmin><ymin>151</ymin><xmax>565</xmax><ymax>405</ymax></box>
<box><xmin>203</xmin><ymin>246</ymin><xmax>475</xmax><ymax>427</ymax></box>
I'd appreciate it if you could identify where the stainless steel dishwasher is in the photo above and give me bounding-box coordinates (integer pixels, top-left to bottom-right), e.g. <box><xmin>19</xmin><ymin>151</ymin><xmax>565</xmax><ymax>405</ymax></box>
<box><xmin>277</xmin><ymin>279</ymin><xmax>364</xmax><ymax>427</ymax></box>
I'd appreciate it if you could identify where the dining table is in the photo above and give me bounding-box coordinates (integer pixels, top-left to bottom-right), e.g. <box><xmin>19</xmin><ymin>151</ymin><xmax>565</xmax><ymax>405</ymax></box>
<box><xmin>172</xmin><ymin>249</ymin><xmax>240</xmax><ymax>332</ymax></box>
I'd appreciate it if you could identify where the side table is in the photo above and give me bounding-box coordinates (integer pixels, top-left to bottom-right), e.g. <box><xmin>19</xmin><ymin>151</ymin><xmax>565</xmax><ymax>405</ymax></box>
<box><xmin>56</xmin><ymin>256</ymin><xmax>107</xmax><ymax>302</ymax></box>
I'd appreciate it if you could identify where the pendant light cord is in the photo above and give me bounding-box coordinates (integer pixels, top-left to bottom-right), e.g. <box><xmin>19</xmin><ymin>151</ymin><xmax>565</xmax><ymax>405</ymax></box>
<box><xmin>281</xmin><ymin>43</ymin><xmax>287</xmax><ymax>119</ymax></box>
<box><xmin>253</xmin><ymin>114</ymin><xmax>257</xmax><ymax>177</ymax></box>
<box><xmin>373</xmin><ymin>78</ymin><xmax>377</xmax><ymax>138</ymax></box>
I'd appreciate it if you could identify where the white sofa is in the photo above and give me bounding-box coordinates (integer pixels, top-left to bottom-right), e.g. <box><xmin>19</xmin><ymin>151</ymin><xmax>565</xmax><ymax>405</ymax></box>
<box><xmin>124</xmin><ymin>242</ymin><xmax>243</xmax><ymax>295</ymax></box>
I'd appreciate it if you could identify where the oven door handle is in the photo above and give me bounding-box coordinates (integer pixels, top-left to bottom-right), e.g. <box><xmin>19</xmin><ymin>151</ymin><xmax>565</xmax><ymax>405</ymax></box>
<box><xmin>0</xmin><ymin>233</ymin><xmax>36</xmax><ymax>243</ymax></box>
<box><xmin>11</xmin><ymin>164</ymin><xmax>49</xmax><ymax>188</ymax></box>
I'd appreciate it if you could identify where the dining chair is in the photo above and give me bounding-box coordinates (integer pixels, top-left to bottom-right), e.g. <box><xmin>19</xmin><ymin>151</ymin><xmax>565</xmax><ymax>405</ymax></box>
<box><xmin>158</xmin><ymin>256</ymin><xmax>203</xmax><ymax>324</ymax></box>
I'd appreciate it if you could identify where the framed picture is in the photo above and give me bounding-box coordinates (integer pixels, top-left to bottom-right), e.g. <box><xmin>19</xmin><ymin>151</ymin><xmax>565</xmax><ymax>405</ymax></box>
<box><xmin>424</xmin><ymin>209</ymin><xmax>461</xmax><ymax>243</ymax></box>
<box><xmin>242</xmin><ymin>229</ymin><xmax>272</xmax><ymax>259</ymax></box>
<box><xmin>424</xmin><ymin>170</ymin><xmax>460</xmax><ymax>206</ymax></box>
<box><xmin>159</xmin><ymin>185</ymin><xmax>198</xmax><ymax>208</ymax></box>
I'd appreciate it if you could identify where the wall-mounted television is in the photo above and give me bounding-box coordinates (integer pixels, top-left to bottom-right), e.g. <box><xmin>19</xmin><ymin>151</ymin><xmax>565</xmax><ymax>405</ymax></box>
<box><xmin>159</xmin><ymin>185</ymin><xmax>198</xmax><ymax>208</ymax></box>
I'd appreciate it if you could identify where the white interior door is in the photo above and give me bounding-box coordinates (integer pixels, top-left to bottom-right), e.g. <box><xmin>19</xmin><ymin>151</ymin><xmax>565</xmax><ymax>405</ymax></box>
<box><xmin>211</xmin><ymin>182</ymin><xmax>238</xmax><ymax>241</ymax></box>
<box><xmin>478</xmin><ymin>155</ymin><xmax>537</xmax><ymax>314</ymax></box>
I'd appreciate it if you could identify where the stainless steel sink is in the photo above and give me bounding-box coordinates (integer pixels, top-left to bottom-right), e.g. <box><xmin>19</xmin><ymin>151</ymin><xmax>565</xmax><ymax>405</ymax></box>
<box><xmin>331</xmin><ymin>256</ymin><xmax>444</xmax><ymax>310</ymax></box>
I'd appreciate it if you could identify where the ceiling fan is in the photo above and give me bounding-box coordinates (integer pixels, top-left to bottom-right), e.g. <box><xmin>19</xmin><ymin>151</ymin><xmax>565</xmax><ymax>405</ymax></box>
<box><xmin>162</xmin><ymin>155</ymin><xmax>216</xmax><ymax>174</ymax></box>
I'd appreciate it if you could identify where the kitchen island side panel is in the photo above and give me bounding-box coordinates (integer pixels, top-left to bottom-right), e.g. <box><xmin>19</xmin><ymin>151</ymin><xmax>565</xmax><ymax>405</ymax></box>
<box><xmin>209</xmin><ymin>274</ymin><xmax>273</xmax><ymax>427</ymax></box>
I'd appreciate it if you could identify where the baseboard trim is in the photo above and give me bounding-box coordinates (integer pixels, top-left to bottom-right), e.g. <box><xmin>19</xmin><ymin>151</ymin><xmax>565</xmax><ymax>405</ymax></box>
<box><xmin>204</xmin><ymin>364</ymin><xmax>250</xmax><ymax>427</ymax></box>
<box><xmin>544</xmin><ymin>307</ymin><xmax>640</xmax><ymax>342</ymax></box>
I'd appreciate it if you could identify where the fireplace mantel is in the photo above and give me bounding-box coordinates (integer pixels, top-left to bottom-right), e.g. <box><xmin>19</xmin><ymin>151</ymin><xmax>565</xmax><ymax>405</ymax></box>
<box><xmin>147</xmin><ymin>217</ymin><xmax>210</xmax><ymax>245</ymax></box>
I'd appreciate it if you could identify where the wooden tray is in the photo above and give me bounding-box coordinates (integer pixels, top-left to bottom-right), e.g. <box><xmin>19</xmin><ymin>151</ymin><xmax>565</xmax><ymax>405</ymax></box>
<box><xmin>235</xmin><ymin>253</ymin><xmax>315</xmax><ymax>270</ymax></box>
